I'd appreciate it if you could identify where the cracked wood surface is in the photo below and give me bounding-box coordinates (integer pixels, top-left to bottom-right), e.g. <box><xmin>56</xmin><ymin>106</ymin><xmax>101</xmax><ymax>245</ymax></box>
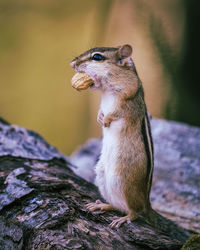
<box><xmin>0</xmin><ymin>118</ymin><xmax>198</xmax><ymax>249</ymax></box>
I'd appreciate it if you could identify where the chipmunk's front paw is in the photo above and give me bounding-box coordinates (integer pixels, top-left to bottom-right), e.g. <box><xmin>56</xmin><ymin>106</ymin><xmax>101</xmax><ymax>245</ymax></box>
<box><xmin>86</xmin><ymin>200</ymin><xmax>114</xmax><ymax>212</ymax></box>
<box><xmin>103</xmin><ymin>117</ymin><xmax>112</xmax><ymax>127</ymax></box>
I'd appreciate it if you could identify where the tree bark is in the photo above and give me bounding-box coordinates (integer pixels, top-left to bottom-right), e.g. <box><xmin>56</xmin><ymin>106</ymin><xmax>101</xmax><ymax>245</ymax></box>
<box><xmin>0</xmin><ymin>118</ymin><xmax>198</xmax><ymax>249</ymax></box>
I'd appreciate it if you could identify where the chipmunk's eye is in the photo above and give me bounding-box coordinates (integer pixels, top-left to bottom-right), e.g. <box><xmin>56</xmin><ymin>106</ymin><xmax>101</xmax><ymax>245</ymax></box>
<box><xmin>91</xmin><ymin>53</ymin><xmax>106</xmax><ymax>61</ymax></box>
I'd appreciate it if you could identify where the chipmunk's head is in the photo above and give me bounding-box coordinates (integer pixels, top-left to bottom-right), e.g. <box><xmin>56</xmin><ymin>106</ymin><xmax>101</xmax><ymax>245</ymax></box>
<box><xmin>70</xmin><ymin>44</ymin><xmax>135</xmax><ymax>90</ymax></box>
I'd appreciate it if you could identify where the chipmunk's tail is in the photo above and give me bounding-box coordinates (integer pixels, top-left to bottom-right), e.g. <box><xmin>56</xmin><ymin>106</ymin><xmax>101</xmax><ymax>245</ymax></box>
<box><xmin>144</xmin><ymin>204</ymin><xmax>164</xmax><ymax>228</ymax></box>
<box><xmin>144</xmin><ymin>204</ymin><xmax>192</xmax><ymax>243</ymax></box>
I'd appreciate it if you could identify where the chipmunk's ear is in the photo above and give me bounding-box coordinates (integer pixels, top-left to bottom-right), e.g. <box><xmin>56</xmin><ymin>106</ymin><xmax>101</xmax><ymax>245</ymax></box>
<box><xmin>116</xmin><ymin>44</ymin><xmax>134</xmax><ymax>69</ymax></box>
<box><xmin>117</xmin><ymin>44</ymin><xmax>132</xmax><ymax>59</ymax></box>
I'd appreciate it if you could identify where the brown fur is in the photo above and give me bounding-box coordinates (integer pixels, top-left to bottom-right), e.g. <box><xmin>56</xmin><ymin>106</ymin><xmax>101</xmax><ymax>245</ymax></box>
<box><xmin>71</xmin><ymin>44</ymin><xmax>154</xmax><ymax>225</ymax></box>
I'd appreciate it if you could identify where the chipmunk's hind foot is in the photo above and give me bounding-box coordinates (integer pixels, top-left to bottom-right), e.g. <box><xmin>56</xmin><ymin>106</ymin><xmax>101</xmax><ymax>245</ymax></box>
<box><xmin>109</xmin><ymin>213</ymin><xmax>137</xmax><ymax>229</ymax></box>
<box><xmin>86</xmin><ymin>200</ymin><xmax>114</xmax><ymax>212</ymax></box>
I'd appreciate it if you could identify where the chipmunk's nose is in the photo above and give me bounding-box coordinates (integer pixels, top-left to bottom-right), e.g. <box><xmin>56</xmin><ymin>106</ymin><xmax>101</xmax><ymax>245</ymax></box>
<box><xmin>70</xmin><ymin>60</ymin><xmax>76</xmax><ymax>69</ymax></box>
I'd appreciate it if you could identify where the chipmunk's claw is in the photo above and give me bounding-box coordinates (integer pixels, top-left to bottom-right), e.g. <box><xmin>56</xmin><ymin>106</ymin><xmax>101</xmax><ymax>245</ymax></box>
<box><xmin>109</xmin><ymin>214</ymin><xmax>136</xmax><ymax>229</ymax></box>
<box><xmin>86</xmin><ymin>200</ymin><xmax>113</xmax><ymax>212</ymax></box>
<box><xmin>97</xmin><ymin>111</ymin><xmax>104</xmax><ymax>126</ymax></box>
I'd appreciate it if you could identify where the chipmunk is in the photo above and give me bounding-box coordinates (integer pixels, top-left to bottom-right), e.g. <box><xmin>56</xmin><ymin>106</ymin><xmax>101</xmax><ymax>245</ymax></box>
<box><xmin>70</xmin><ymin>44</ymin><xmax>154</xmax><ymax>228</ymax></box>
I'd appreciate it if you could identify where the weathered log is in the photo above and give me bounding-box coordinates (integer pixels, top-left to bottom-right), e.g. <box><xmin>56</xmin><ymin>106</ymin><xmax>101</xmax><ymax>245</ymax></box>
<box><xmin>71</xmin><ymin>118</ymin><xmax>200</xmax><ymax>234</ymax></box>
<box><xmin>0</xmin><ymin>118</ymin><xmax>198</xmax><ymax>249</ymax></box>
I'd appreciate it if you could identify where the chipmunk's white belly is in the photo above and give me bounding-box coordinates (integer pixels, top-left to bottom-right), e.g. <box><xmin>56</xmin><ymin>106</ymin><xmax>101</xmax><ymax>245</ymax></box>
<box><xmin>95</xmin><ymin>92</ymin><xmax>128</xmax><ymax>212</ymax></box>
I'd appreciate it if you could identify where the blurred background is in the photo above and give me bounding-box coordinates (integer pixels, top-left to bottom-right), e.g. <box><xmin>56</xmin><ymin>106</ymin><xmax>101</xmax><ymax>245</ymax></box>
<box><xmin>0</xmin><ymin>0</ymin><xmax>199</xmax><ymax>155</ymax></box>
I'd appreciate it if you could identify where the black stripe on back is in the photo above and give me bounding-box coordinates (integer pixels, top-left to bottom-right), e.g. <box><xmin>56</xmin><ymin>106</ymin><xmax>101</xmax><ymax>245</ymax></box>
<box><xmin>141</xmin><ymin>112</ymin><xmax>154</xmax><ymax>192</ymax></box>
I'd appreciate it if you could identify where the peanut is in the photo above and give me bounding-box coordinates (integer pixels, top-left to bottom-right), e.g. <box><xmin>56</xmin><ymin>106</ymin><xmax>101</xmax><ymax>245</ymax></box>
<box><xmin>71</xmin><ymin>72</ymin><xmax>93</xmax><ymax>90</ymax></box>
